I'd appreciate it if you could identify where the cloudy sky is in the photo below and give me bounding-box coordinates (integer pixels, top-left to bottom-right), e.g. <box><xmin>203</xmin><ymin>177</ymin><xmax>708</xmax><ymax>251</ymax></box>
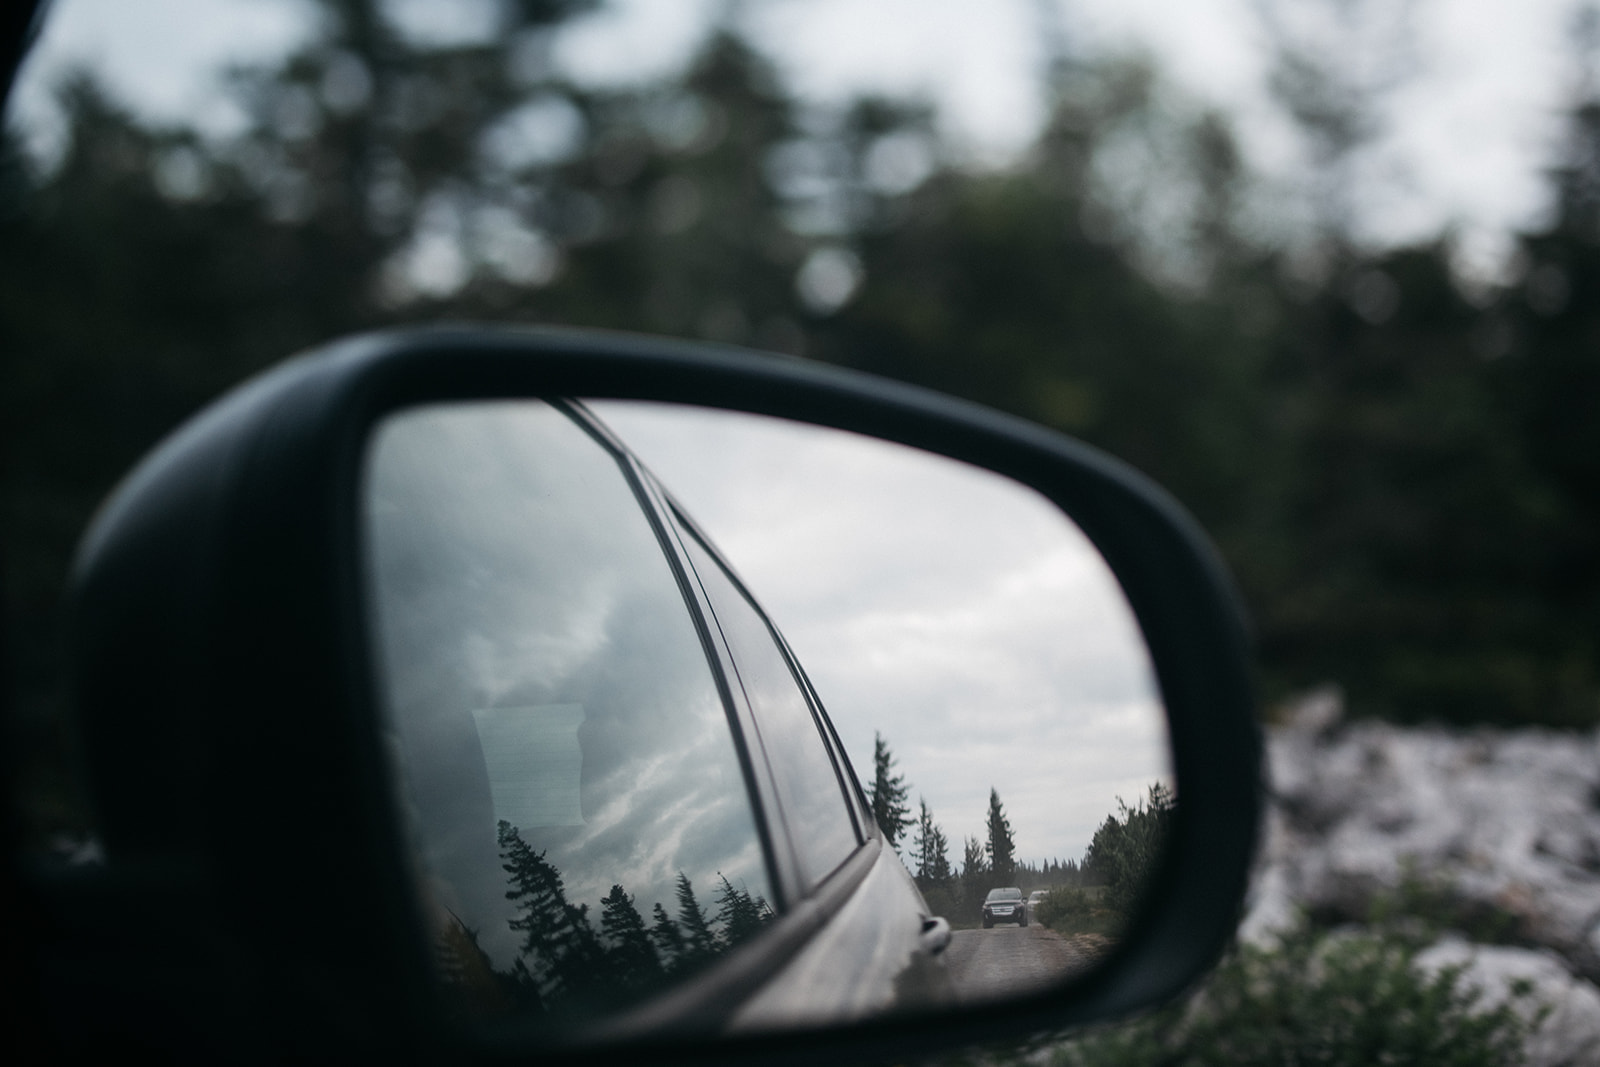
<box><xmin>592</xmin><ymin>401</ymin><xmax>1169</xmax><ymax>866</ymax></box>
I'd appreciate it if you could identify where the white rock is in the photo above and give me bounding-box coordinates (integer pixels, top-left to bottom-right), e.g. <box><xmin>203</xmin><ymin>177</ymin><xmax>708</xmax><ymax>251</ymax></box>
<box><xmin>1416</xmin><ymin>936</ymin><xmax>1600</xmax><ymax>1067</ymax></box>
<box><xmin>1260</xmin><ymin>717</ymin><xmax>1600</xmax><ymax>981</ymax></box>
<box><xmin>1237</xmin><ymin>861</ymin><xmax>1296</xmax><ymax>947</ymax></box>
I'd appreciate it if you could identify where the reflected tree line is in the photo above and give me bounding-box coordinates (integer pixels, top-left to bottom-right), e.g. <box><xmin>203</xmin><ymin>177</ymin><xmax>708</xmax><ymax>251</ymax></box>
<box><xmin>436</xmin><ymin>820</ymin><xmax>771</xmax><ymax>1022</ymax></box>
<box><xmin>869</xmin><ymin>735</ymin><xmax>1171</xmax><ymax>933</ymax></box>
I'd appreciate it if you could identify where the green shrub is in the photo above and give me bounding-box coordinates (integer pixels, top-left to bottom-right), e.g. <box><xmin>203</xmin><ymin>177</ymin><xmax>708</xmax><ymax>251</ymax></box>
<box><xmin>1034</xmin><ymin>886</ymin><xmax>1117</xmax><ymax>937</ymax></box>
<box><xmin>1048</xmin><ymin>922</ymin><xmax>1536</xmax><ymax>1067</ymax></box>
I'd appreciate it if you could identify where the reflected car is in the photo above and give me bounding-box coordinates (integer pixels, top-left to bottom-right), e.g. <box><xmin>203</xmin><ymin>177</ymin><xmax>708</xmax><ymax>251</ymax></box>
<box><xmin>360</xmin><ymin>398</ymin><xmax>958</xmax><ymax>1033</ymax></box>
<box><xmin>982</xmin><ymin>887</ymin><xmax>1028</xmax><ymax>929</ymax></box>
<box><xmin>1027</xmin><ymin>889</ymin><xmax>1049</xmax><ymax>918</ymax></box>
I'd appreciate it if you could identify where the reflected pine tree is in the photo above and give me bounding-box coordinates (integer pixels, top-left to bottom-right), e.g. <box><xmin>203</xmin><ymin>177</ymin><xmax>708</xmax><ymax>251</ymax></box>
<box><xmin>671</xmin><ymin>872</ymin><xmax>722</xmax><ymax>974</ymax></box>
<box><xmin>497</xmin><ymin>819</ymin><xmax>610</xmax><ymax>1011</ymax></box>
<box><xmin>1082</xmin><ymin>783</ymin><xmax>1175</xmax><ymax>922</ymax></box>
<box><xmin>649</xmin><ymin>902</ymin><xmax>686</xmax><ymax>971</ymax></box>
<box><xmin>599</xmin><ymin>884</ymin><xmax>664</xmax><ymax>997</ymax></box>
<box><xmin>714</xmin><ymin>873</ymin><xmax>772</xmax><ymax>948</ymax></box>
<box><xmin>439</xmin><ymin>822</ymin><xmax>774</xmax><ymax>1023</ymax></box>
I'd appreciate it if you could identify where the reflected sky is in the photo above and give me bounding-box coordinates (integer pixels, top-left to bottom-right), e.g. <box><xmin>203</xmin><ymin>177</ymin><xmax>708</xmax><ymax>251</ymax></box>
<box><xmin>364</xmin><ymin>401</ymin><xmax>770</xmax><ymax>974</ymax></box>
<box><xmin>591</xmin><ymin>402</ymin><xmax>1170</xmax><ymax>865</ymax></box>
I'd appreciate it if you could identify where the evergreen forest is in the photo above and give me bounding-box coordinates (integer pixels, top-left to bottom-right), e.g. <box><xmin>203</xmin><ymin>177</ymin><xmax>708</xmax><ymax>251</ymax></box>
<box><xmin>6</xmin><ymin>0</ymin><xmax>1600</xmax><ymax>846</ymax></box>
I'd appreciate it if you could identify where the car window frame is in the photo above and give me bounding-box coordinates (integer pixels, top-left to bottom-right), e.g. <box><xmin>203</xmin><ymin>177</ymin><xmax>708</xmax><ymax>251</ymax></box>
<box><xmin>659</xmin><ymin>495</ymin><xmax>870</xmax><ymax>890</ymax></box>
<box><xmin>557</xmin><ymin>400</ymin><xmax>798</xmax><ymax>910</ymax></box>
<box><xmin>784</xmin><ymin>636</ymin><xmax>877</xmax><ymax>846</ymax></box>
<box><xmin>505</xmin><ymin>402</ymin><xmax>891</xmax><ymax>1039</ymax></box>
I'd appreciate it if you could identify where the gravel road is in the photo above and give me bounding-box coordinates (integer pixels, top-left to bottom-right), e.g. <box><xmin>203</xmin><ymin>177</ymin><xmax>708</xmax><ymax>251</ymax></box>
<box><xmin>942</xmin><ymin>924</ymin><xmax>1097</xmax><ymax>1002</ymax></box>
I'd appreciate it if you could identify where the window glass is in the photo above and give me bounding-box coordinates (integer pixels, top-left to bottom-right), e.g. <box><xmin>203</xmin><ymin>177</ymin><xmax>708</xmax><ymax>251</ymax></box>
<box><xmin>363</xmin><ymin>401</ymin><xmax>773</xmax><ymax>1027</ymax></box>
<box><xmin>677</xmin><ymin>524</ymin><xmax>860</xmax><ymax>889</ymax></box>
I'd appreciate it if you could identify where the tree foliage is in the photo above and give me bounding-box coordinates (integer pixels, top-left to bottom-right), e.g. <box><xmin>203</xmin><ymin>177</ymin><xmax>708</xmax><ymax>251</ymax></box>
<box><xmin>1051</xmin><ymin>921</ymin><xmax>1535</xmax><ymax>1067</ymax></box>
<box><xmin>483</xmin><ymin>822</ymin><xmax>769</xmax><ymax>1019</ymax></box>
<box><xmin>867</xmin><ymin>732</ymin><xmax>913</xmax><ymax>851</ymax></box>
<box><xmin>985</xmin><ymin>788</ymin><xmax>1016</xmax><ymax>884</ymax></box>
<box><xmin>9</xmin><ymin>0</ymin><xmax>1600</xmax><ymax>858</ymax></box>
<box><xmin>713</xmin><ymin>873</ymin><xmax>771</xmax><ymax>949</ymax></box>
<box><xmin>1082</xmin><ymin>784</ymin><xmax>1174</xmax><ymax>920</ymax></box>
<box><xmin>910</xmin><ymin>797</ymin><xmax>953</xmax><ymax>889</ymax></box>
<box><xmin>960</xmin><ymin>835</ymin><xmax>988</xmax><ymax>891</ymax></box>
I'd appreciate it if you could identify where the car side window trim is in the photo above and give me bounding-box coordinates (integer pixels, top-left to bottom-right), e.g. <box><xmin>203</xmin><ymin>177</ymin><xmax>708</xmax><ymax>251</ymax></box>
<box><xmin>784</xmin><ymin>642</ymin><xmax>874</xmax><ymax>843</ymax></box>
<box><xmin>663</xmin><ymin>502</ymin><xmax>867</xmax><ymax>888</ymax></box>
<box><xmin>556</xmin><ymin>401</ymin><xmax>792</xmax><ymax>911</ymax></box>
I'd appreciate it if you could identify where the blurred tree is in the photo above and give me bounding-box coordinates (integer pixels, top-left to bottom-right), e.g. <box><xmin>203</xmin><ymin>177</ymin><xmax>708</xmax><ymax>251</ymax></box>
<box><xmin>9</xmin><ymin>0</ymin><xmax>1600</xmax><ymax>868</ymax></box>
<box><xmin>959</xmin><ymin>834</ymin><xmax>988</xmax><ymax>916</ymax></box>
<box><xmin>985</xmin><ymin>788</ymin><xmax>1016</xmax><ymax>884</ymax></box>
<box><xmin>713</xmin><ymin>873</ymin><xmax>770</xmax><ymax>948</ymax></box>
<box><xmin>910</xmin><ymin>797</ymin><xmax>952</xmax><ymax>890</ymax></box>
<box><xmin>866</xmin><ymin>732</ymin><xmax>912</xmax><ymax>850</ymax></box>
<box><xmin>648</xmin><ymin>902</ymin><xmax>685</xmax><ymax>973</ymax></box>
<box><xmin>598</xmin><ymin>884</ymin><xmax>663</xmax><ymax>996</ymax></box>
<box><xmin>672</xmin><ymin>873</ymin><xmax>720</xmax><ymax>974</ymax></box>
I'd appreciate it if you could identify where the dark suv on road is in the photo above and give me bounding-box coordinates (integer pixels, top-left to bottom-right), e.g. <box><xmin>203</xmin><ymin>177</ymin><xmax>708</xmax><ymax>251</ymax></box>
<box><xmin>982</xmin><ymin>887</ymin><xmax>1028</xmax><ymax>929</ymax></box>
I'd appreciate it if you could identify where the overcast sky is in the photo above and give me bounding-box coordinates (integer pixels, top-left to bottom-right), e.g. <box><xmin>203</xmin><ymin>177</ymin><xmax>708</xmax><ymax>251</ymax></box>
<box><xmin>11</xmin><ymin>0</ymin><xmax>1587</xmax><ymax>272</ymax></box>
<box><xmin>592</xmin><ymin>402</ymin><xmax>1169</xmax><ymax>867</ymax></box>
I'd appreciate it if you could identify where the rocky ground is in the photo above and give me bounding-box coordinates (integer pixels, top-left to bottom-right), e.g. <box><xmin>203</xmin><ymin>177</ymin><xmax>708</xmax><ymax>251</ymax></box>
<box><xmin>1242</xmin><ymin>688</ymin><xmax>1600</xmax><ymax>1066</ymax></box>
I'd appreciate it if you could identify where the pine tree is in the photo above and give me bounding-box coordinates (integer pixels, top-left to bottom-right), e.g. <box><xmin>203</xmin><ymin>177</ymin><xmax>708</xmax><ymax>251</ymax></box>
<box><xmin>649</xmin><ymin>902</ymin><xmax>685</xmax><ymax>973</ymax></box>
<box><xmin>713</xmin><ymin>873</ymin><xmax>770</xmax><ymax>948</ymax></box>
<box><xmin>497</xmin><ymin>820</ymin><xmax>608</xmax><ymax>1007</ymax></box>
<box><xmin>1083</xmin><ymin>783</ymin><xmax>1175</xmax><ymax>919</ymax></box>
<box><xmin>985</xmin><ymin>788</ymin><xmax>1016</xmax><ymax>883</ymax></box>
<box><xmin>910</xmin><ymin>797</ymin><xmax>952</xmax><ymax>888</ymax></box>
<box><xmin>673</xmin><ymin>873</ymin><xmax>721</xmax><ymax>972</ymax></box>
<box><xmin>599</xmin><ymin>884</ymin><xmax>662</xmax><ymax>994</ymax></box>
<box><xmin>867</xmin><ymin>732</ymin><xmax>913</xmax><ymax>850</ymax></box>
<box><xmin>962</xmin><ymin>835</ymin><xmax>988</xmax><ymax>880</ymax></box>
<box><xmin>960</xmin><ymin>834</ymin><xmax>988</xmax><ymax>911</ymax></box>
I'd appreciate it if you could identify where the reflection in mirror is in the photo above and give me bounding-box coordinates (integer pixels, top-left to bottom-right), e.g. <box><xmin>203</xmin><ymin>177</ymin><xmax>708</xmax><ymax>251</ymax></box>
<box><xmin>362</xmin><ymin>399</ymin><xmax>1171</xmax><ymax>1038</ymax></box>
<box><xmin>592</xmin><ymin>402</ymin><xmax>1172</xmax><ymax>1012</ymax></box>
<box><xmin>364</xmin><ymin>401</ymin><xmax>775</xmax><ymax>1031</ymax></box>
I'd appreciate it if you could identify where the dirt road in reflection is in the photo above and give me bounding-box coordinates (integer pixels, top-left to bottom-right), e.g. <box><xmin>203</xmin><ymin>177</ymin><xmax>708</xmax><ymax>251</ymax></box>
<box><xmin>943</xmin><ymin>925</ymin><xmax>1100</xmax><ymax>1002</ymax></box>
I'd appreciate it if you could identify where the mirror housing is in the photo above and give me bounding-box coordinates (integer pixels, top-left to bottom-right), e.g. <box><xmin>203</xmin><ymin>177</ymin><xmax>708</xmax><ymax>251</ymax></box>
<box><xmin>58</xmin><ymin>325</ymin><xmax>1260</xmax><ymax>1062</ymax></box>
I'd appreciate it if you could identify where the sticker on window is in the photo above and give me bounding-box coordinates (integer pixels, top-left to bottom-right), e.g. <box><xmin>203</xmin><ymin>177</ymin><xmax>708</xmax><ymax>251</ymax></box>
<box><xmin>470</xmin><ymin>704</ymin><xmax>586</xmax><ymax>828</ymax></box>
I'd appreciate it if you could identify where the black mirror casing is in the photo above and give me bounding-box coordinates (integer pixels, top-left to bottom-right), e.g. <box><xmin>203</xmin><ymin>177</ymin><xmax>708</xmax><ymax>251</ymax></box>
<box><xmin>55</xmin><ymin>326</ymin><xmax>1261</xmax><ymax>1063</ymax></box>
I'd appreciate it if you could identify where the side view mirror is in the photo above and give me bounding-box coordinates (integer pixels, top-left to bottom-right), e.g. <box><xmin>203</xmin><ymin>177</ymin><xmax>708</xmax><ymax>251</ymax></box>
<box><xmin>54</xmin><ymin>326</ymin><xmax>1260</xmax><ymax>1062</ymax></box>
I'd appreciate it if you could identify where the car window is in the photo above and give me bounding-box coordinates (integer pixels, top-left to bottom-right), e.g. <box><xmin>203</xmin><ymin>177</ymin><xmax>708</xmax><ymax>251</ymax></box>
<box><xmin>674</xmin><ymin>520</ymin><xmax>862</xmax><ymax>891</ymax></box>
<box><xmin>363</xmin><ymin>400</ymin><xmax>774</xmax><ymax>1027</ymax></box>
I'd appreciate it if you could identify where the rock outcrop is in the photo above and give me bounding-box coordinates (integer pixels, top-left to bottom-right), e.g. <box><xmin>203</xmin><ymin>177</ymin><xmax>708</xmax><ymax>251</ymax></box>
<box><xmin>1244</xmin><ymin>688</ymin><xmax>1600</xmax><ymax>1066</ymax></box>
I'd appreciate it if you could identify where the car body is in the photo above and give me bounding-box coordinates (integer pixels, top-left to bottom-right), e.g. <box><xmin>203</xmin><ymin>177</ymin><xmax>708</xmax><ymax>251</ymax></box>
<box><xmin>1027</xmin><ymin>889</ymin><xmax>1049</xmax><ymax>917</ymax></box>
<box><xmin>982</xmin><ymin>887</ymin><xmax>1027</xmax><ymax>929</ymax></box>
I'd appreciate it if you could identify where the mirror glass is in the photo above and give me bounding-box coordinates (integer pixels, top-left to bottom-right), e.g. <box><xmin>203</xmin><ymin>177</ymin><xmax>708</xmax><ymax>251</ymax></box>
<box><xmin>361</xmin><ymin>399</ymin><xmax>1171</xmax><ymax>1039</ymax></box>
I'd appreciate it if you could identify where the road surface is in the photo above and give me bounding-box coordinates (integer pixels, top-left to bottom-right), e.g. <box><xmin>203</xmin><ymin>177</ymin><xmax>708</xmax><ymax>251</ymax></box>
<box><xmin>942</xmin><ymin>924</ymin><xmax>1101</xmax><ymax>1002</ymax></box>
